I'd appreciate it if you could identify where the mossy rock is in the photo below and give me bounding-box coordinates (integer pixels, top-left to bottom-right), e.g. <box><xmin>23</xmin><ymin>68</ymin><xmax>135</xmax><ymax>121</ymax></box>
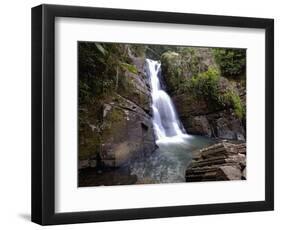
<box><xmin>79</xmin><ymin>122</ymin><xmax>101</xmax><ymax>160</ymax></box>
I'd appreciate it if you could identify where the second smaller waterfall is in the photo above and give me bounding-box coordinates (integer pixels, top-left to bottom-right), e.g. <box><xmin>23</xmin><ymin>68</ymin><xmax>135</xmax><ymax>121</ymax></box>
<box><xmin>146</xmin><ymin>59</ymin><xmax>190</xmax><ymax>143</ymax></box>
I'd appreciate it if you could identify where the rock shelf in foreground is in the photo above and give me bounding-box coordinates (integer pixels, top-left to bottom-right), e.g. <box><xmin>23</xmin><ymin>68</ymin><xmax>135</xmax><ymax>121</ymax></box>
<box><xmin>186</xmin><ymin>141</ymin><xmax>246</xmax><ymax>182</ymax></box>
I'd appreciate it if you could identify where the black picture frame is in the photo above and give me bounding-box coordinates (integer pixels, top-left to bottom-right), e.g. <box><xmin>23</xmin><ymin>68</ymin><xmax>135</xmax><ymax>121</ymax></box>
<box><xmin>31</xmin><ymin>4</ymin><xmax>274</xmax><ymax>225</ymax></box>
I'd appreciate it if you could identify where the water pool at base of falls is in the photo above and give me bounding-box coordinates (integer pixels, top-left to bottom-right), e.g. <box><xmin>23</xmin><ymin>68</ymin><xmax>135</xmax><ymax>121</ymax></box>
<box><xmin>129</xmin><ymin>135</ymin><xmax>214</xmax><ymax>184</ymax></box>
<box><xmin>79</xmin><ymin>135</ymin><xmax>214</xmax><ymax>186</ymax></box>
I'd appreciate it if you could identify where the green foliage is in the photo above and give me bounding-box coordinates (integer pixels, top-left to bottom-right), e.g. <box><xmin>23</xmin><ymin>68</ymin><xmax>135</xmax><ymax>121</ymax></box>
<box><xmin>213</xmin><ymin>48</ymin><xmax>246</xmax><ymax>78</ymax></box>
<box><xmin>94</xmin><ymin>43</ymin><xmax>108</xmax><ymax>56</ymax></box>
<box><xmin>160</xmin><ymin>52</ymin><xmax>178</xmax><ymax>89</ymax></box>
<box><xmin>79</xmin><ymin>42</ymin><xmax>107</xmax><ymax>105</ymax></box>
<box><xmin>180</xmin><ymin>67</ymin><xmax>223</xmax><ymax>109</ymax></box>
<box><xmin>120</xmin><ymin>62</ymin><xmax>138</xmax><ymax>74</ymax></box>
<box><xmin>146</xmin><ymin>45</ymin><xmax>179</xmax><ymax>59</ymax></box>
<box><xmin>78</xmin><ymin>42</ymin><xmax>141</xmax><ymax>105</ymax></box>
<box><xmin>128</xmin><ymin>44</ymin><xmax>146</xmax><ymax>57</ymax></box>
<box><xmin>161</xmin><ymin>48</ymin><xmax>217</xmax><ymax>94</ymax></box>
<box><xmin>161</xmin><ymin>48</ymin><xmax>246</xmax><ymax>120</ymax></box>
<box><xmin>79</xmin><ymin>121</ymin><xmax>101</xmax><ymax>160</ymax></box>
<box><xmin>79</xmin><ymin>80</ymin><xmax>91</xmax><ymax>104</ymax></box>
<box><xmin>223</xmin><ymin>90</ymin><xmax>245</xmax><ymax>119</ymax></box>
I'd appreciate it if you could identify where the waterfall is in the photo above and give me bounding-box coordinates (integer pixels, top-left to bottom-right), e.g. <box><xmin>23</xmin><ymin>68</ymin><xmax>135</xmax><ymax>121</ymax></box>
<box><xmin>146</xmin><ymin>59</ymin><xmax>190</xmax><ymax>143</ymax></box>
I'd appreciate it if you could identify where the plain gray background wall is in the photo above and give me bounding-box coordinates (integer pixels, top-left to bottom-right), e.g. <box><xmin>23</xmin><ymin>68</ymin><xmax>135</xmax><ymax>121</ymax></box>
<box><xmin>0</xmin><ymin>0</ymin><xmax>278</xmax><ymax>228</ymax></box>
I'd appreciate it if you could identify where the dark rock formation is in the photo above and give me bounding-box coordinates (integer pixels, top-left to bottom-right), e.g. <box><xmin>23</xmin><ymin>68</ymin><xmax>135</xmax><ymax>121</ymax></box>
<box><xmin>79</xmin><ymin>45</ymin><xmax>157</xmax><ymax>169</ymax></box>
<box><xmin>79</xmin><ymin>167</ymin><xmax>137</xmax><ymax>187</ymax></box>
<box><xmin>186</xmin><ymin>142</ymin><xmax>246</xmax><ymax>182</ymax></box>
<box><xmin>180</xmin><ymin>109</ymin><xmax>245</xmax><ymax>140</ymax></box>
<box><xmin>100</xmin><ymin>94</ymin><xmax>156</xmax><ymax>167</ymax></box>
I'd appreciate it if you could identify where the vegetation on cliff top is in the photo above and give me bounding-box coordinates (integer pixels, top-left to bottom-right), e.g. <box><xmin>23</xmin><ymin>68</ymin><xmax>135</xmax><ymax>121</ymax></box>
<box><xmin>79</xmin><ymin>42</ymin><xmax>139</xmax><ymax>105</ymax></box>
<box><xmin>213</xmin><ymin>48</ymin><xmax>246</xmax><ymax>78</ymax></box>
<box><xmin>161</xmin><ymin>48</ymin><xmax>246</xmax><ymax>119</ymax></box>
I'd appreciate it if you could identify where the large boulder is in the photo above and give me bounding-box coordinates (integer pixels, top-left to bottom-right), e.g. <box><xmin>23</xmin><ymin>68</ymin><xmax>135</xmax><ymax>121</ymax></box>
<box><xmin>185</xmin><ymin>115</ymin><xmax>212</xmax><ymax>137</ymax></box>
<box><xmin>100</xmin><ymin>94</ymin><xmax>156</xmax><ymax>167</ymax></box>
<box><xmin>213</xmin><ymin>112</ymin><xmax>245</xmax><ymax>140</ymax></box>
<box><xmin>186</xmin><ymin>142</ymin><xmax>246</xmax><ymax>182</ymax></box>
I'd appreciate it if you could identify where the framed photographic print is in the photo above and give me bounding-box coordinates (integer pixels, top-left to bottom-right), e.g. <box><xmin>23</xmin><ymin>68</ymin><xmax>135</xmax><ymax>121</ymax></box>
<box><xmin>31</xmin><ymin>4</ymin><xmax>274</xmax><ymax>225</ymax></box>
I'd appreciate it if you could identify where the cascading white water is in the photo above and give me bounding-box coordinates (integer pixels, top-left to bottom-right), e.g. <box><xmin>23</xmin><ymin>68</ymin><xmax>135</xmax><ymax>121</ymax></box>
<box><xmin>146</xmin><ymin>59</ymin><xmax>190</xmax><ymax>143</ymax></box>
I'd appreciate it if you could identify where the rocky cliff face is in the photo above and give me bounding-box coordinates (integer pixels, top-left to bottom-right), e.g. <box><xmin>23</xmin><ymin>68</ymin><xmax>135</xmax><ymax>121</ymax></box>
<box><xmin>79</xmin><ymin>44</ymin><xmax>157</xmax><ymax>169</ymax></box>
<box><xmin>161</xmin><ymin>48</ymin><xmax>246</xmax><ymax>140</ymax></box>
